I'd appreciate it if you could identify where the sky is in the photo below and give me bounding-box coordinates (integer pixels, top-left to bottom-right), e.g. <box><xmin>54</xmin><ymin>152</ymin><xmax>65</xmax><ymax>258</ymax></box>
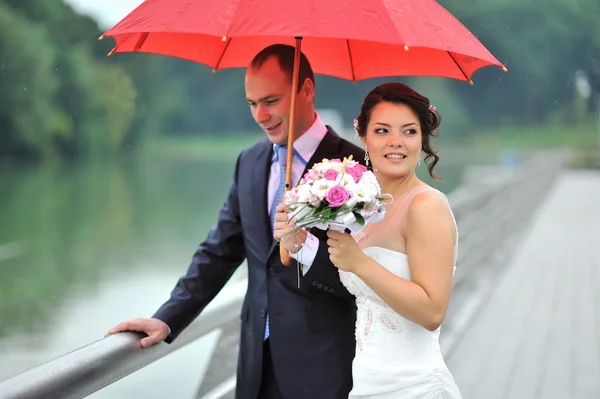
<box><xmin>62</xmin><ymin>0</ymin><xmax>144</xmax><ymax>28</ymax></box>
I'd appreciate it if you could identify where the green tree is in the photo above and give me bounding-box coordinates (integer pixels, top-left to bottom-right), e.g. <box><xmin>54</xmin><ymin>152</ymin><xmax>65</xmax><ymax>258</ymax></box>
<box><xmin>0</xmin><ymin>3</ymin><xmax>65</xmax><ymax>161</ymax></box>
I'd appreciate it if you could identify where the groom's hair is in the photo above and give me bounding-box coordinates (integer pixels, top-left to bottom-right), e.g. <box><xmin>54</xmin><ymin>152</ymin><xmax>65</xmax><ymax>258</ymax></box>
<box><xmin>250</xmin><ymin>44</ymin><xmax>315</xmax><ymax>93</ymax></box>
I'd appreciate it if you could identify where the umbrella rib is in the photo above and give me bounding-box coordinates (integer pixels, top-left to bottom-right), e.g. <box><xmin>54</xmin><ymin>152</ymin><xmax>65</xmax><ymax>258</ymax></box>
<box><xmin>213</xmin><ymin>38</ymin><xmax>232</xmax><ymax>71</ymax></box>
<box><xmin>108</xmin><ymin>33</ymin><xmax>132</xmax><ymax>55</ymax></box>
<box><xmin>346</xmin><ymin>40</ymin><xmax>357</xmax><ymax>82</ymax></box>
<box><xmin>133</xmin><ymin>32</ymin><xmax>149</xmax><ymax>51</ymax></box>
<box><xmin>109</xmin><ymin>32</ymin><xmax>146</xmax><ymax>56</ymax></box>
<box><xmin>446</xmin><ymin>51</ymin><xmax>472</xmax><ymax>84</ymax></box>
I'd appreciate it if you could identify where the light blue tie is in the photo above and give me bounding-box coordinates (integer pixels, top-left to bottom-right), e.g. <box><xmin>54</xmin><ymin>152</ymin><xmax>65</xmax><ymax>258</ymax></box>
<box><xmin>270</xmin><ymin>145</ymin><xmax>288</xmax><ymax>232</ymax></box>
<box><xmin>265</xmin><ymin>144</ymin><xmax>287</xmax><ymax>340</ymax></box>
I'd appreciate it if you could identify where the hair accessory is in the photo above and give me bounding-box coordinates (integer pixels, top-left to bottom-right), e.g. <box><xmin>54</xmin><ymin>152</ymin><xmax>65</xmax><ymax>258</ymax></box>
<box><xmin>428</xmin><ymin>104</ymin><xmax>437</xmax><ymax>113</ymax></box>
<box><xmin>353</xmin><ymin>118</ymin><xmax>360</xmax><ymax>138</ymax></box>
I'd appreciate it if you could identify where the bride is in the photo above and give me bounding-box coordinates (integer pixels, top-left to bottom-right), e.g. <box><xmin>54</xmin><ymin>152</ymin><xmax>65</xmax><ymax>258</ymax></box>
<box><xmin>327</xmin><ymin>82</ymin><xmax>462</xmax><ymax>398</ymax></box>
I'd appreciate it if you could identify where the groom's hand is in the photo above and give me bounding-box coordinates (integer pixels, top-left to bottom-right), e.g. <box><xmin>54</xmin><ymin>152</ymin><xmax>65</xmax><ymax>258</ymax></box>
<box><xmin>105</xmin><ymin>317</ymin><xmax>169</xmax><ymax>348</ymax></box>
<box><xmin>273</xmin><ymin>202</ymin><xmax>308</xmax><ymax>254</ymax></box>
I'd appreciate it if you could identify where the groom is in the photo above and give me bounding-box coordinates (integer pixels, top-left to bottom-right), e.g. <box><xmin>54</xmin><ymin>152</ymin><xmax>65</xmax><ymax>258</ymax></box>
<box><xmin>106</xmin><ymin>44</ymin><xmax>365</xmax><ymax>399</ymax></box>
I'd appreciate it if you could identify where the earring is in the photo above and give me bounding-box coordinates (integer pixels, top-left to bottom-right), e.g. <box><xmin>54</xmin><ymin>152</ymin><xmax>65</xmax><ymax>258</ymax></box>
<box><xmin>364</xmin><ymin>150</ymin><xmax>370</xmax><ymax>168</ymax></box>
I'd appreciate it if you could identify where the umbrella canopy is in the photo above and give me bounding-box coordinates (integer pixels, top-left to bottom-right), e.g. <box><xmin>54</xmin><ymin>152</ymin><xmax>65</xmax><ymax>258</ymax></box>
<box><xmin>101</xmin><ymin>0</ymin><xmax>506</xmax><ymax>265</ymax></box>
<box><xmin>101</xmin><ymin>0</ymin><xmax>506</xmax><ymax>83</ymax></box>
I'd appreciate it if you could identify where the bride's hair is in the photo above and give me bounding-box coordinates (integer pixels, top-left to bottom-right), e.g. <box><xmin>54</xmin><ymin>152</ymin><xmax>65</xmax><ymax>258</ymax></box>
<box><xmin>354</xmin><ymin>82</ymin><xmax>441</xmax><ymax>180</ymax></box>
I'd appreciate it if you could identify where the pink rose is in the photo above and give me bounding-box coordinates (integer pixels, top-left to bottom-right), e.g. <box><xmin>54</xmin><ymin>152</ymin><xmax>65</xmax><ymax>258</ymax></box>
<box><xmin>346</xmin><ymin>164</ymin><xmax>368</xmax><ymax>183</ymax></box>
<box><xmin>323</xmin><ymin>169</ymin><xmax>339</xmax><ymax>181</ymax></box>
<box><xmin>326</xmin><ymin>185</ymin><xmax>350</xmax><ymax>207</ymax></box>
<box><xmin>303</xmin><ymin>169</ymin><xmax>320</xmax><ymax>183</ymax></box>
<box><xmin>284</xmin><ymin>189</ymin><xmax>299</xmax><ymax>204</ymax></box>
<box><xmin>329</xmin><ymin>158</ymin><xmax>342</xmax><ymax>163</ymax></box>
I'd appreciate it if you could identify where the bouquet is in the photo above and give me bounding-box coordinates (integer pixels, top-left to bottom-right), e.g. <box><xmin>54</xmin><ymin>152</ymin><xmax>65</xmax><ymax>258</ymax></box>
<box><xmin>284</xmin><ymin>156</ymin><xmax>390</xmax><ymax>233</ymax></box>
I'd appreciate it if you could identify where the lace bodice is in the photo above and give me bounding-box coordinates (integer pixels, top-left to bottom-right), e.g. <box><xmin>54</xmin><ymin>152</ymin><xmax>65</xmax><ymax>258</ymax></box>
<box><xmin>339</xmin><ymin>247</ymin><xmax>409</xmax><ymax>350</ymax></box>
<box><xmin>339</xmin><ymin>246</ymin><xmax>456</xmax><ymax>350</ymax></box>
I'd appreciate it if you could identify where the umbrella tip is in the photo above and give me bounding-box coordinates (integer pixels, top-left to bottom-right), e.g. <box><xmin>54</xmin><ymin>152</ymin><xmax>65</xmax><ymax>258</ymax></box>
<box><xmin>404</xmin><ymin>45</ymin><xmax>409</xmax><ymax>51</ymax></box>
<box><xmin>222</xmin><ymin>36</ymin><xmax>227</xmax><ymax>42</ymax></box>
<box><xmin>468</xmin><ymin>80</ymin><xmax>474</xmax><ymax>86</ymax></box>
<box><xmin>107</xmin><ymin>49</ymin><xmax>114</xmax><ymax>57</ymax></box>
<box><xmin>212</xmin><ymin>69</ymin><xmax>217</xmax><ymax>74</ymax></box>
<box><xmin>98</xmin><ymin>34</ymin><xmax>105</xmax><ymax>40</ymax></box>
<box><xmin>501</xmin><ymin>65</ymin><xmax>508</xmax><ymax>72</ymax></box>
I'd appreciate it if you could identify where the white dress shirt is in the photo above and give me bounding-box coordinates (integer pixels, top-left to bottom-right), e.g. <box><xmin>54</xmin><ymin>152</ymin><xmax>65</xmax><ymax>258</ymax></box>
<box><xmin>268</xmin><ymin>113</ymin><xmax>326</xmax><ymax>273</ymax></box>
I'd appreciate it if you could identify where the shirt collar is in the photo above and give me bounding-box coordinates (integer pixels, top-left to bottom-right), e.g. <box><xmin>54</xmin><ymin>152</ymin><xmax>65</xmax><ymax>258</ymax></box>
<box><xmin>272</xmin><ymin>112</ymin><xmax>328</xmax><ymax>164</ymax></box>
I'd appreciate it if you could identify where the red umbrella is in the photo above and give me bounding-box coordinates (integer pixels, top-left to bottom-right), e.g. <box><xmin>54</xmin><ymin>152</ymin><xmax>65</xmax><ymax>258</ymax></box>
<box><xmin>100</xmin><ymin>0</ymin><xmax>506</xmax><ymax>264</ymax></box>
<box><xmin>101</xmin><ymin>0</ymin><xmax>505</xmax><ymax>82</ymax></box>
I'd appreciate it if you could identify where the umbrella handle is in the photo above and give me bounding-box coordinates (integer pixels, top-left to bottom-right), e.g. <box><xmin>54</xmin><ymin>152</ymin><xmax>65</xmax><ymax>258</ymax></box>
<box><xmin>280</xmin><ymin>37</ymin><xmax>302</xmax><ymax>267</ymax></box>
<box><xmin>280</xmin><ymin>241</ymin><xmax>291</xmax><ymax>266</ymax></box>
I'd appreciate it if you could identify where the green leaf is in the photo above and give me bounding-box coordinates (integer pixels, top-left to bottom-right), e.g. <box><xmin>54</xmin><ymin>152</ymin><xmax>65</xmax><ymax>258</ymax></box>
<box><xmin>354</xmin><ymin>212</ymin><xmax>365</xmax><ymax>226</ymax></box>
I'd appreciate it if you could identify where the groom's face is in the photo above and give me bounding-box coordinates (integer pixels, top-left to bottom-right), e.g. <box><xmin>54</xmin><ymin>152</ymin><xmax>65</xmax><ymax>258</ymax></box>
<box><xmin>245</xmin><ymin>56</ymin><xmax>304</xmax><ymax>145</ymax></box>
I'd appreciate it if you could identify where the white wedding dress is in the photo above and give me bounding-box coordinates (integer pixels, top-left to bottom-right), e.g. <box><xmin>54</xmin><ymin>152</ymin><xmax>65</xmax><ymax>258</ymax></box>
<box><xmin>339</xmin><ymin>186</ymin><xmax>462</xmax><ymax>398</ymax></box>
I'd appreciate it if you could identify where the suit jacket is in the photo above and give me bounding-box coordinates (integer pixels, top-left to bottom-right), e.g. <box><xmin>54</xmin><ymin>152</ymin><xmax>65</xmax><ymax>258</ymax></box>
<box><xmin>153</xmin><ymin>127</ymin><xmax>366</xmax><ymax>399</ymax></box>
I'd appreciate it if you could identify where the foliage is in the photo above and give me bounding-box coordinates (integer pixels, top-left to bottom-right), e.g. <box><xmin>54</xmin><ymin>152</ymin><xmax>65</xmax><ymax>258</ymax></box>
<box><xmin>0</xmin><ymin>0</ymin><xmax>139</xmax><ymax>162</ymax></box>
<box><xmin>1</xmin><ymin>0</ymin><xmax>600</xmax><ymax>163</ymax></box>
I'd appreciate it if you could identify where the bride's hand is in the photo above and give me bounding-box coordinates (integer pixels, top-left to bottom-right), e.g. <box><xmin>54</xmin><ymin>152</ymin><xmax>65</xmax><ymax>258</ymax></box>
<box><xmin>327</xmin><ymin>229</ymin><xmax>366</xmax><ymax>273</ymax></box>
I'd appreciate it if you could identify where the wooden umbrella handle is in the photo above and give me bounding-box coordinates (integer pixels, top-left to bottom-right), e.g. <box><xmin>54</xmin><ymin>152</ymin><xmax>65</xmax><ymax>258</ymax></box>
<box><xmin>280</xmin><ymin>239</ymin><xmax>291</xmax><ymax>266</ymax></box>
<box><xmin>280</xmin><ymin>37</ymin><xmax>302</xmax><ymax>266</ymax></box>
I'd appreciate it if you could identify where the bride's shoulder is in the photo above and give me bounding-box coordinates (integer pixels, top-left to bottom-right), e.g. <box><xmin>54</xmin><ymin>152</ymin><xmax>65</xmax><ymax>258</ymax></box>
<box><xmin>407</xmin><ymin>187</ymin><xmax>454</xmax><ymax>225</ymax></box>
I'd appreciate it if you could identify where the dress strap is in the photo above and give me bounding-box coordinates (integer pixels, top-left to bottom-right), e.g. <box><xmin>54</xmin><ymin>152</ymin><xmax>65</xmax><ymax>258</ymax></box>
<box><xmin>386</xmin><ymin>185</ymin><xmax>441</xmax><ymax>238</ymax></box>
<box><xmin>388</xmin><ymin>186</ymin><xmax>436</xmax><ymax>221</ymax></box>
<box><xmin>395</xmin><ymin>186</ymin><xmax>458</xmax><ymax>247</ymax></box>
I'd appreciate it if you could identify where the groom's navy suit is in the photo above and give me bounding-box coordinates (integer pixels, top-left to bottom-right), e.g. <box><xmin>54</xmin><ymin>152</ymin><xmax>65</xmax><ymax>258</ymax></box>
<box><xmin>153</xmin><ymin>127</ymin><xmax>366</xmax><ymax>399</ymax></box>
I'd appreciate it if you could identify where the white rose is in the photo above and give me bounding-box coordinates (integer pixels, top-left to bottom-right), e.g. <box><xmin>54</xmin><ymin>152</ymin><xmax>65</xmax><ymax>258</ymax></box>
<box><xmin>314</xmin><ymin>162</ymin><xmax>328</xmax><ymax>172</ymax></box>
<box><xmin>296</xmin><ymin>184</ymin><xmax>312</xmax><ymax>203</ymax></box>
<box><xmin>308</xmin><ymin>191</ymin><xmax>322</xmax><ymax>207</ymax></box>
<box><xmin>310</xmin><ymin>178</ymin><xmax>336</xmax><ymax>201</ymax></box>
<box><xmin>326</xmin><ymin>162</ymin><xmax>344</xmax><ymax>173</ymax></box>
<box><xmin>355</xmin><ymin>181</ymin><xmax>379</xmax><ymax>203</ymax></box>
<box><xmin>344</xmin><ymin>159</ymin><xmax>359</xmax><ymax>168</ymax></box>
<box><xmin>360</xmin><ymin>170</ymin><xmax>379</xmax><ymax>185</ymax></box>
<box><xmin>315</xmin><ymin>160</ymin><xmax>342</xmax><ymax>173</ymax></box>
<box><xmin>336</xmin><ymin>173</ymin><xmax>356</xmax><ymax>189</ymax></box>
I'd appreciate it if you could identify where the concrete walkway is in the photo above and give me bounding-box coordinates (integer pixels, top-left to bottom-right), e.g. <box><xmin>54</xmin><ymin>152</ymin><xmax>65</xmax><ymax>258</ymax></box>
<box><xmin>447</xmin><ymin>170</ymin><xmax>600</xmax><ymax>399</ymax></box>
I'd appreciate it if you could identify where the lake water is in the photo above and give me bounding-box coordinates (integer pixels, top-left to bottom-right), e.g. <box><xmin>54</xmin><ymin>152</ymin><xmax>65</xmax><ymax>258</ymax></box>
<box><xmin>0</xmin><ymin>138</ymin><xmax>503</xmax><ymax>397</ymax></box>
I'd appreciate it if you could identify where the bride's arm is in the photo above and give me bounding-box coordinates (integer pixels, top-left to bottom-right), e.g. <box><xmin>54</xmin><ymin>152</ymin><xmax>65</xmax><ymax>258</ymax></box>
<box><xmin>353</xmin><ymin>192</ymin><xmax>456</xmax><ymax>331</ymax></box>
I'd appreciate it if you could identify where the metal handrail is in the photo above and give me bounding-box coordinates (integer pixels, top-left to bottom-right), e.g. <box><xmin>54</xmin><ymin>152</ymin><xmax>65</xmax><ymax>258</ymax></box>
<box><xmin>0</xmin><ymin>149</ymin><xmax>570</xmax><ymax>399</ymax></box>
<box><xmin>0</xmin><ymin>281</ymin><xmax>247</xmax><ymax>399</ymax></box>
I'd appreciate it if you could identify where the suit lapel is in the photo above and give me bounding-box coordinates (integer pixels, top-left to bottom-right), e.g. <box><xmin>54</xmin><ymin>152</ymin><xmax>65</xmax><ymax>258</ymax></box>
<box><xmin>301</xmin><ymin>126</ymin><xmax>343</xmax><ymax>177</ymax></box>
